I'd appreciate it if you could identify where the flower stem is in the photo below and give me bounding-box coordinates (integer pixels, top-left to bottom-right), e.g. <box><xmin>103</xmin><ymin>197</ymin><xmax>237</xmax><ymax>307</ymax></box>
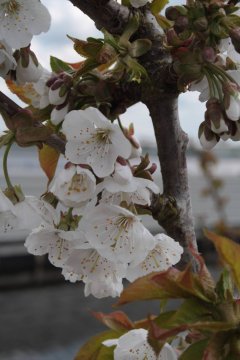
<box><xmin>3</xmin><ymin>139</ymin><xmax>14</xmax><ymax>189</ymax></box>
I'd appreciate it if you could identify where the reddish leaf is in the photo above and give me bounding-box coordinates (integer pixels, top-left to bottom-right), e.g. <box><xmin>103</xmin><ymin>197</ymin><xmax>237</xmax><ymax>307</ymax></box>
<box><xmin>92</xmin><ymin>311</ymin><xmax>134</xmax><ymax>332</ymax></box>
<box><xmin>38</xmin><ymin>144</ymin><xmax>60</xmax><ymax>183</ymax></box>
<box><xmin>117</xmin><ymin>267</ymin><xmax>216</xmax><ymax>306</ymax></box>
<box><xmin>205</xmin><ymin>230</ymin><xmax>240</xmax><ymax>290</ymax></box>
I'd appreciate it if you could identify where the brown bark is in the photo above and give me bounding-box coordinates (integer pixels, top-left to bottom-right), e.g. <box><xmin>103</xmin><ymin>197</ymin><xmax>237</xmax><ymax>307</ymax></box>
<box><xmin>144</xmin><ymin>92</ymin><xmax>199</xmax><ymax>270</ymax></box>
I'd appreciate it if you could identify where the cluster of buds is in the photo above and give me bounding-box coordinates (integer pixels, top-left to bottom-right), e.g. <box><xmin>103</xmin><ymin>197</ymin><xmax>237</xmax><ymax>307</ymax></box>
<box><xmin>46</xmin><ymin>72</ymin><xmax>73</xmax><ymax>125</ymax></box>
<box><xmin>199</xmin><ymin>96</ymin><xmax>240</xmax><ymax>149</ymax></box>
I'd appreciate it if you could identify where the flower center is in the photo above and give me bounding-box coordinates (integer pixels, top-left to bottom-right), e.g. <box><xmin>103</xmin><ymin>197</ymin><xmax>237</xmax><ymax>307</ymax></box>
<box><xmin>3</xmin><ymin>0</ymin><xmax>20</xmax><ymax>14</ymax></box>
<box><xmin>114</xmin><ymin>214</ymin><xmax>134</xmax><ymax>230</ymax></box>
<box><xmin>94</xmin><ymin>128</ymin><xmax>111</xmax><ymax>144</ymax></box>
<box><xmin>67</xmin><ymin>174</ymin><xmax>87</xmax><ymax>194</ymax></box>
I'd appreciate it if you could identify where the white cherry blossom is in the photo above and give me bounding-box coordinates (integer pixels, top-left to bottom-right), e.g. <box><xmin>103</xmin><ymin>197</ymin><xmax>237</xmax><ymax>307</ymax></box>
<box><xmin>85</xmin><ymin>204</ymin><xmax>156</xmax><ymax>265</ymax></box>
<box><xmin>0</xmin><ymin>0</ymin><xmax>51</xmax><ymax>49</ymax></box>
<box><xmin>98</xmin><ymin>162</ymin><xmax>159</xmax><ymax>206</ymax></box>
<box><xmin>0</xmin><ymin>189</ymin><xmax>18</xmax><ymax>233</ymax></box>
<box><xmin>62</xmin><ymin>107</ymin><xmax>132</xmax><ymax>178</ymax></box>
<box><xmin>126</xmin><ymin>234</ymin><xmax>183</xmax><ymax>282</ymax></box>
<box><xmin>25</xmin><ymin>222</ymin><xmax>85</xmax><ymax>268</ymax></box>
<box><xmin>103</xmin><ymin>329</ymin><xmax>177</xmax><ymax>360</ymax></box>
<box><xmin>0</xmin><ymin>189</ymin><xmax>57</xmax><ymax>233</ymax></box>
<box><xmin>62</xmin><ymin>248</ymin><xmax>126</xmax><ymax>298</ymax></box>
<box><xmin>50</xmin><ymin>164</ymin><xmax>96</xmax><ymax>208</ymax></box>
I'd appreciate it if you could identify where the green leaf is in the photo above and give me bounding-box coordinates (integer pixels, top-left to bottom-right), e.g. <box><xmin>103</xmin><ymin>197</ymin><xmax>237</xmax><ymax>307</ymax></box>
<box><xmin>50</xmin><ymin>56</ymin><xmax>72</xmax><ymax>73</ymax></box>
<box><xmin>129</xmin><ymin>39</ymin><xmax>152</xmax><ymax>58</ymax></box>
<box><xmin>74</xmin><ymin>330</ymin><xmax>122</xmax><ymax>360</ymax></box>
<box><xmin>119</xmin><ymin>16</ymin><xmax>139</xmax><ymax>45</ymax></box>
<box><xmin>150</xmin><ymin>0</ymin><xmax>169</xmax><ymax>15</ymax></box>
<box><xmin>122</xmin><ymin>0</ymin><xmax>130</xmax><ymax>6</ymax></box>
<box><xmin>155</xmin><ymin>299</ymin><xmax>215</xmax><ymax>329</ymax></box>
<box><xmin>179</xmin><ymin>339</ymin><xmax>208</xmax><ymax>360</ymax></box>
<box><xmin>215</xmin><ymin>269</ymin><xmax>234</xmax><ymax>301</ymax></box>
<box><xmin>155</xmin><ymin>14</ymin><xmax>173</xmax><ymax>30</ymax></box>
<box><xmin>205</xmin><ymin>230</ymin><xmax>240</xmax><ymax>290</ymax></box>
<box><xmin>0</xmin><ymin>131</ymin><xmax>14</xmax><ymax>149</ymax></box>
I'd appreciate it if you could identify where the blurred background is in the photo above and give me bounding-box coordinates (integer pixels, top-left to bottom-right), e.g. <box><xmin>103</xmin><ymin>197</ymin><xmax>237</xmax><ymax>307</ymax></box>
<box><xmin>0</xmin><ymin>1</ymin><xmax>240</xmax><ymax>359</ymax></box>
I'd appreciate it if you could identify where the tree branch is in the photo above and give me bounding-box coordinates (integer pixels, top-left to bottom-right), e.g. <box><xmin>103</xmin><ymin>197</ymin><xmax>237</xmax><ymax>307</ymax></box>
<box><xmin>144</xmin><ymin>92</ymin><xmax>199</xmax><ymax>270</ymax></box>
<box><xmin>68</xmin><ymin>0</ymin><xmax>130</xmax><ymax>34</ymax></box>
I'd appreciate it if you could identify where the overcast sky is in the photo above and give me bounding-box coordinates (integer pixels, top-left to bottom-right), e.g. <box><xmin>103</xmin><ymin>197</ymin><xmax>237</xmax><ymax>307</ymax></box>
<box><xmin>0</xmin><ymin>0</ymin><xmax>205</xmax><ymax>144</ymax></box>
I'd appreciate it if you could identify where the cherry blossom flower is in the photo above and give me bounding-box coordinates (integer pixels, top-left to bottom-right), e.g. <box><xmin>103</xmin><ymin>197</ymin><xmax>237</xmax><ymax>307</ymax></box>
<box><xmin>50</xmin><ymin>164</ymin><xmax>96</xmax><ymax>208</ymax></box>
<box><xmin>0</xmin><ymin>189</ymin><xmax>57</xmax><ymax>233</ymax></box>
<box><xmin>62</xmin><ymin>248</ymin><xmax>126</xmax><ymax>298</ymax></box>
<box><xmin>126</xmin><ymin>234</ymin><xmax>183</xmax><ymax>282</ymax></box>
<box><xmin>103</xmin><ymin>329</ymin><xmax>177</xmax><ymax>360</ymax></box>
<box><xmin>85</xmin><ymin>204</ymin><xmax>156</xmax><ymax>265</ymax></box>
<box><xmin>98</xmin><ymin>162</ymin><xmax>159</xmax><ymax>206</ymax></box>
<box><xmin>0</xmin><ymin>0</ymin><xmax>51</xmax><ymax>49</ymax></box>
<box><xmin>25</xmin><ymin>221</ymin><xmax>85</xmax><ymax>268</ymax></box>
<box><xmin>0</xmin><ymin>189</ymin><xmax>18</xmax><ymax>233</ymax></box>
<box><xmin>0</xmin><ymin>40</ymin><xmax>16</xmax><ymax>78</ymax></box>
<box><xmin>62</xmin><ymin>107</ymin><xmax>132</xmax><ymax>178</ymax></box>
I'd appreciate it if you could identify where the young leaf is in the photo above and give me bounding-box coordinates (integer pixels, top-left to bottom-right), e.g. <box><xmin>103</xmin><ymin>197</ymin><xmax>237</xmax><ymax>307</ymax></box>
<box><xmin>154</xmin><ymin>298</ymin><xmax>215</xmax><ymax>329</ymax></box>
<box><xmin>92</xmin><ymin>311</ymin><xmax>134</xmax><ymax>332</ymax></box>
<box><xmin>50</xmin><ymin>56</ymin><xmax>72</xmax><ymax>73</ymax></box>
<box><xmin>179</xmin><ymin>339</ymin><xmax>208</xmax><ymax>360</ymax></box>
<box><xmin>117</xmin><ymin>266</ymin><xmax>216</xmax><ymax>306</ymax></box>
<box><xmin>74</xmin><ymin>330</ymin><xmax>122</xmax><ymax>360</ymax></box>
<box><xmin>205</xmin><ymin>230</ymin><xmax>240</xmax><ymax>290</ymax></box>
<box><xmin>38</xmin><ymin>144</ymin><xmax>60</xmax><ymax>183</ymax></box>
<box><xmin>150</xmin><ymin>0</ymin><xmax>169</xmax><ymax>15</ymax></box>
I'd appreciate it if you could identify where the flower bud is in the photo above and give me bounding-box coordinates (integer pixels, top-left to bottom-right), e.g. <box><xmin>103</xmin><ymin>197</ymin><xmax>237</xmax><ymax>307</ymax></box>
<box><xmin>15</xmin><ymin>47</ymin><xmax>43</xmax><ymax>84</ymax></box>
<box><xmin>230</xmin><ymin>27</ymin><xmax>240</xmax><ymax>53</ymax></box>
<box><xmin>174</xmin><ymin>16</ymin><xmax>189</xmax><ymax>34</ymax></box>
<box><xmin>198</xmin><ymin>122</ymin><xmax>219</xmax><ymax>150</ymax></box>
<box><xmin>223</xmin><ymin>83</ymin><xmax>240</xmax><ymax>121</ymax></box>
<box><xmin>193</xmin><ymin>17</ymin><xmax>208</xmax><ymax>32</ymax></box>
<box><xmin>49</xmin><ymin>80</ymin><xmax>68</xmax><ymax>105</ymax></box>
<box><xmin>205</xmin><ymin>98</ymin><xmax>228</xmax><ymax>134</ymax></box>
<box><xmin>202</xmin><ymin>47</ymin><xmax>216</xmax><ymax>63</ymax></box>
<box><xmin>51</xmin><ymin>102</ymin><xmax>69</xmax><ymax>126</ymax></box>
<box><xmin>165</xmin><ymin>6</ymin><xmax>181</xmax><ymax>21</ymax></box>
<box><xmin>230</xmin><ymin>121</ymin><xmax>240</xmax><ymax>141</ymax></box>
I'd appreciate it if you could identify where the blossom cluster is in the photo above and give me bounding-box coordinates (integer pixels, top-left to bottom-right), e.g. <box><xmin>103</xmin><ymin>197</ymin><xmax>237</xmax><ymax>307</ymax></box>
<box><xmin>165</xmin><ymin>3</ymin><xmax>240</xmax><ymax>150</ymax></box>
<box><xmin>0</xmin><ymin>104</ymin><xmax>183</xmax><ymax>298</ymax></box>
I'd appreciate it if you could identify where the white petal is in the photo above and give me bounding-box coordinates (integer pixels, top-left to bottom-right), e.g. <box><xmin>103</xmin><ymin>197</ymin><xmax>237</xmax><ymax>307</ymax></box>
<box><xmin>86</xmin><ymin>204</ymin><xmax>156</xmax><ymax>264</ymax></box>
<box><xmin>126</xmin><ymin>234</ymin><xmax>183</xmax><ymax>282</ymax></box>
<box><xmin>114</xmin><ymin>329</ymin><xmax>156</xmax><ymax>360</ymax></box>
<box><xmin>158</xmin><ymin>343</ymin><xmax>178</xmax><ymax>360</ymax></box>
